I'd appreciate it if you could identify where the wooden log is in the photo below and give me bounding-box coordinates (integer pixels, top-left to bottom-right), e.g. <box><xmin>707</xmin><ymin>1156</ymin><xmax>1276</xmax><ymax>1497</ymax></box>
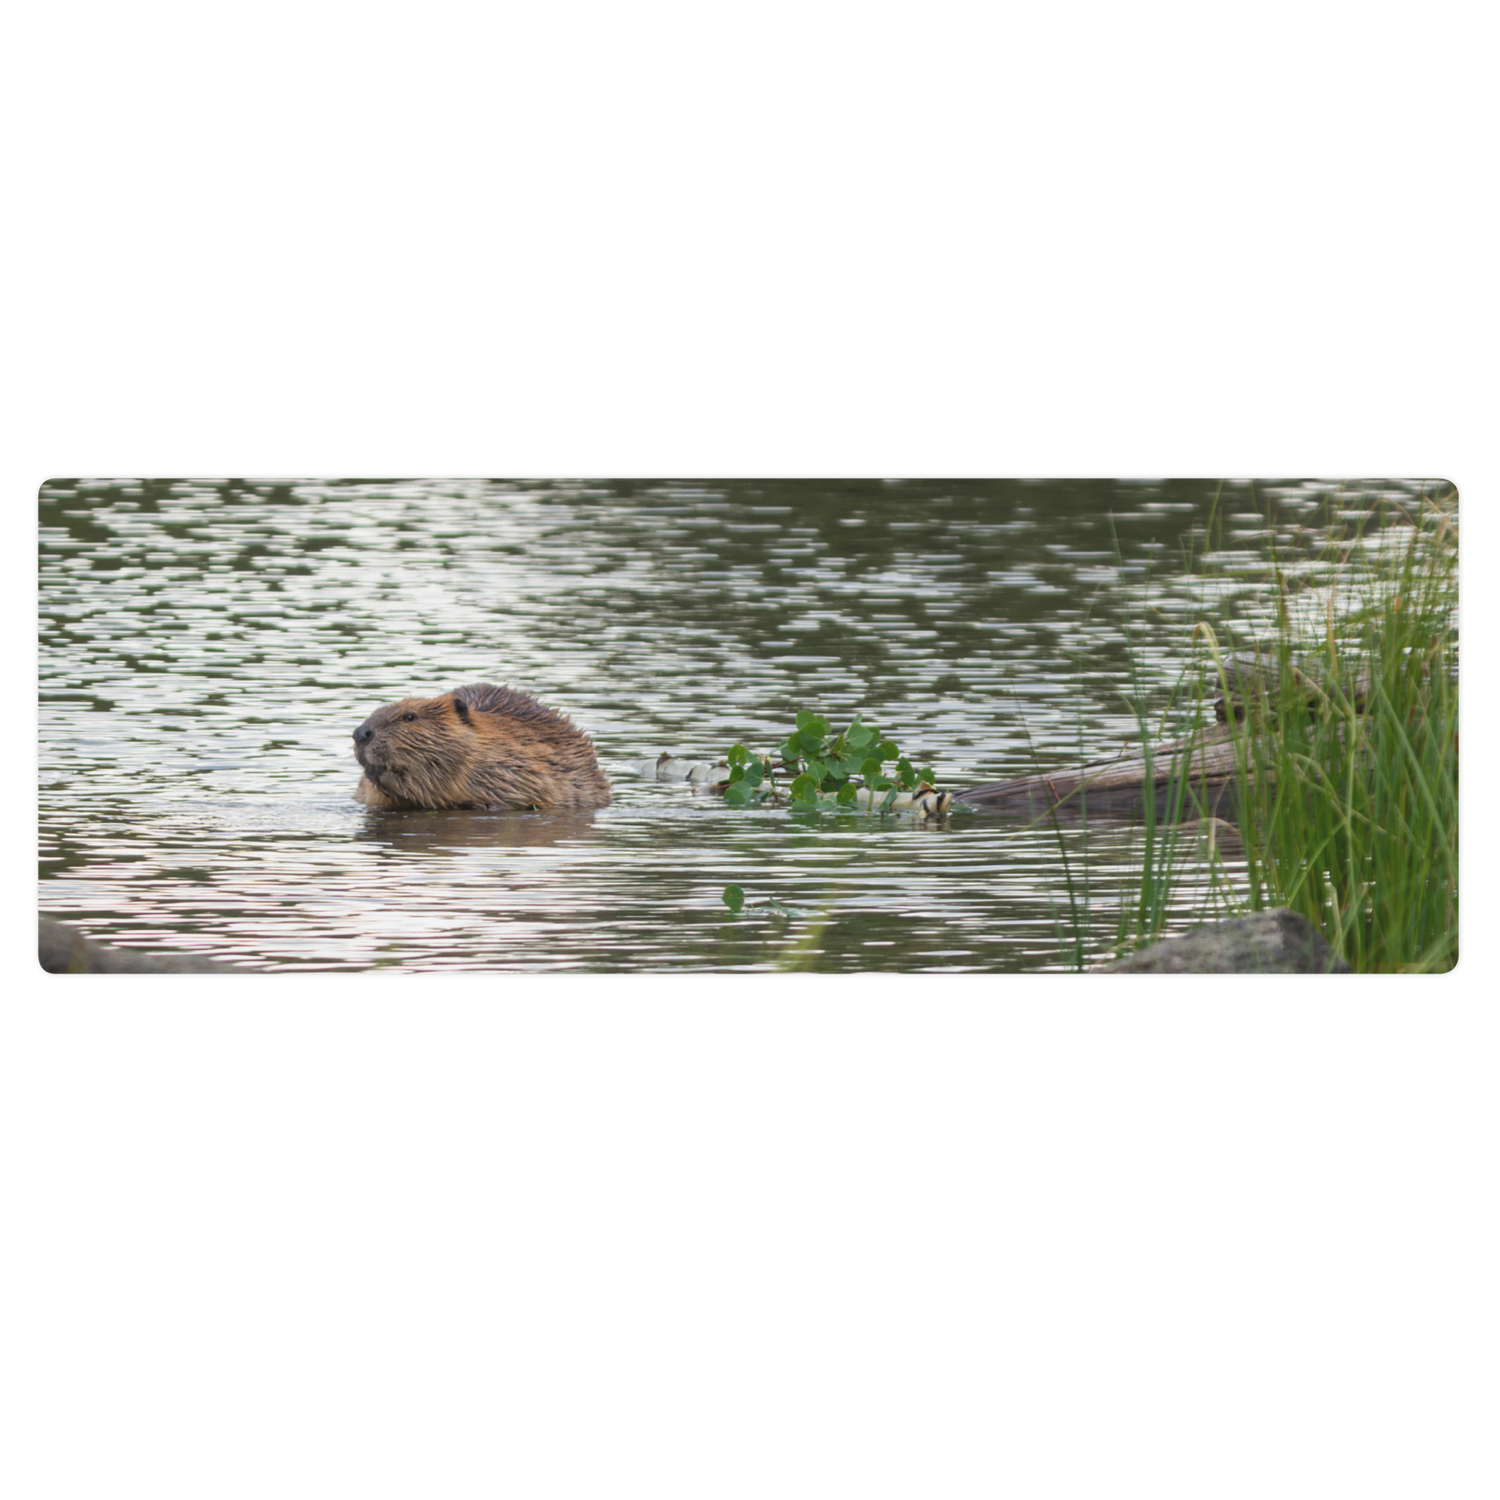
<box><xmin>956</xmin><ymin>722</ymin><xmax>1251</xmax><ymax>820</ymax></box>
<box><xmin>1210</xmin><ymin>651</ymin><xmax>1372</xmax><ymax>723</ymax></box>
<box><xmin>958</xmin><ymin>655</ymin><xmax>1373</xmax><ymax>820</ymax></box>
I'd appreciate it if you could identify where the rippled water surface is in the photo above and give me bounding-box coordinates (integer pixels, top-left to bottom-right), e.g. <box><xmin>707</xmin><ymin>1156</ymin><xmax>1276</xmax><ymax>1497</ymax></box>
<box><xmin>38</xmin><ymin>478</ymin><xmax>1438</xmax><ymax>972</ymax></box>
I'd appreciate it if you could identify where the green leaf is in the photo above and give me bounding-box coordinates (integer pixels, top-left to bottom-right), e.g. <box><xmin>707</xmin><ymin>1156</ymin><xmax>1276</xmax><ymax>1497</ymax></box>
<box><xmin>722</xmin><ymin>782</ymin><xmax>751</xmax><ymax>807</ymax></box>
<box><xmin>790</xmin><ymin>773</ymin><xmax>815</xmax><ymax>798</ymax></box>
<box><xmin>744</xmin><ymin>759</ymin><xmax>765</xmax><ymax>787</ymax></box>
<box><xmin>919</xmin><ymin>766</ymin><xmax>935</xmax><ymax>785</ymax></box>
<box><xmin>881</xmin><ymin>787</ymin><xmax>900</xmax><ymax>810</ymax></box>
<box><xmin>722</xmin><ymin>884</ymin><xmax>745</xmax><ymax>913</ymax></box>
<box><xmin>790</xmin><ymin>796</ymin><xmax>820</xmax><ymax>813</ymax></box>
<box><xmin>860</xmin><ymin>756</ymin><xmax>884</xmax><ymax>777</ymax></box>
<box><xmin>869</xmin><ymin>776</ymin><xmax>892</xmax><ymax>792</ymax></box>
<box><xmin>795</xmin><ymin>710</ymin><xmax>816</xmax><ymax>730</ymax></box>
<box><xmin>727</xmin><ymin>764</ymin><xmax>746</xmax><ymax>784</ymax></box>
<box><xmin>846</xmin><ymin>724</ymin><xmax>874</xmax><ymax>749</ymax></box>
<box><xmin>797</xmin><ymin>728</ymin><xmax>825</xmax><ymax>754</ymax></box>
<box><xmin>897</xmin><ymin>757</ymin><xmax>917</xmax><ymax>787</ymax></box>
<box><xmin>804</xmin><ymin>758</ymin><xmax>827</xmax><ymax>785</ymax></box>
<box><xmin>836</xmin><ymin>784</ymin><xmax>858</xmax><ymax>805</ymax></box>
<box><xmin>779</xmin><ymin>737</ymin><xmax>801</xmax><ymax>764</ymax></box>
<box><xmin>727</xmin><ymin>744</ymin><xmax>748</xmax><ymax>767</ymax></box>
<box><xmin>803</xmin><ymin>716</ymin><xmax>830</xmax><ymax>740</ymax></box>
<box><xmin>876</xmin><ymin>740</ymin><xmax>899</xmax><ymax>760</ymax></box>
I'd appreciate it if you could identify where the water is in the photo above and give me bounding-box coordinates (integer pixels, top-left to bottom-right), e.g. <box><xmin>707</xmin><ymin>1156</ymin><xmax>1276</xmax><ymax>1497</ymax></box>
<box><xmin>38</xmin><ymin>477</ymin><xmax>1439</xmax><ymax>971</ymax></box>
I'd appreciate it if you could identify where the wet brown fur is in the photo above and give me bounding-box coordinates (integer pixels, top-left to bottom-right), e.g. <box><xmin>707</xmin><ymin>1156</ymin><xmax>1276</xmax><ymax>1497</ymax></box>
<box><xmin>353</xmin><ymin>683</ymin><xmax>610</xmax><ymax>811</ymax></box>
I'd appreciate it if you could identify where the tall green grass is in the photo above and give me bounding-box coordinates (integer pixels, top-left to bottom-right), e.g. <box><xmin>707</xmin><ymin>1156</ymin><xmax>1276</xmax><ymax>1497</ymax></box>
<box><xmin>1212</xmin><ymin>483</ymin><xmax>1458</xmax><ymax>972</ymax></box>
<box><xmin>1054</xmin><ymin>485</ymin><xmax>1457</xmax><ymax>973</ymax></box>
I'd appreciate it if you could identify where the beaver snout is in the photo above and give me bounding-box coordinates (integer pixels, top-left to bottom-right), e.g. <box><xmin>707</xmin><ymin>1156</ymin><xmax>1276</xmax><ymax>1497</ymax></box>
<box><xmin>353</xmin><ymin>718</ymin><xmax>386</xmax><ymax>775</ymax></box>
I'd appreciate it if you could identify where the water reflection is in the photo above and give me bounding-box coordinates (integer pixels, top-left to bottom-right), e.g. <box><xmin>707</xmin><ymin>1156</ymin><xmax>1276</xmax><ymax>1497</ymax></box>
<box><xmin>38</xmin><ymin>477</ymin><xmax>1446</xmax><ymax>972</ymax></box>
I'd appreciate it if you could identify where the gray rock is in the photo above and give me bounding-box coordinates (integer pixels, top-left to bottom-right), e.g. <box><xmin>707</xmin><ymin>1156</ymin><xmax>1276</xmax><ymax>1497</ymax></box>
<box><xmin>38</xmin><ymin>918</ymin><xmax>249</xmax><ymax>974</ymax></box>
<box><xmin>1096</xmin><ymin>908</ymin><xmax>1350</xmax><ymax>974</ymax></box>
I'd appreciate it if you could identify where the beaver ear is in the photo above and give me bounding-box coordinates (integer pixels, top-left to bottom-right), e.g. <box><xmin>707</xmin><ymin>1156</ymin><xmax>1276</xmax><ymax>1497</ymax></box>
<box><xmin>452</xmin><ymin>682</ymin><xmax>510</xmax><ymax>714</ymax></box>
<box><xmin>452</xmin><ymin>695</ymin><xmax>470</xmax><ymax>722</ymax></box>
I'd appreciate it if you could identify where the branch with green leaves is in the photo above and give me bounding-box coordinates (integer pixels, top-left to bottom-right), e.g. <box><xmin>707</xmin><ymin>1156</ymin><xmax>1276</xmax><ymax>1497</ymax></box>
<box><xmin>720</xmin><ymin>711</ymin><xmax>938</xmax><ymax>813</ymax></box>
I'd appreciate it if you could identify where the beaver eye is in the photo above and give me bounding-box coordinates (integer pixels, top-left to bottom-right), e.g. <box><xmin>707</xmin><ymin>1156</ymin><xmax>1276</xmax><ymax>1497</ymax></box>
<box><xmin>403</xmin><ymin>712</ymin><xmax>417</xmax><ymax>722</ymax></box>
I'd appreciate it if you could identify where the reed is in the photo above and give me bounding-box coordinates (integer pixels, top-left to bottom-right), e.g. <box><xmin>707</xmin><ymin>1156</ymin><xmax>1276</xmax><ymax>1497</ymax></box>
<box><xmin>1100</xmin><ymin>485</ymin><xmax>1459</xmax><ymax>973</ymax></box>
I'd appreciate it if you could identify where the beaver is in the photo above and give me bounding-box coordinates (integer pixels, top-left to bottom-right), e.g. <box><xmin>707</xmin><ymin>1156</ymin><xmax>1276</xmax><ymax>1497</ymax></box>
<box><xmin>353</xmin><ymin>683</ymin><xmax>611</xmax><ymax>811</ymax></box>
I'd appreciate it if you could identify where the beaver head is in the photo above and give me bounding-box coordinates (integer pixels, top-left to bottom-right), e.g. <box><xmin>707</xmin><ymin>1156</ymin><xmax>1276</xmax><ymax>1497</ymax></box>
<box><xmin>352</xmin><ymin>682</ymin><xmax>611</xmax><ymax>811</ymax></box>
<box><xmin>352</xmin><ymin>693</ymin><xmax>476</xmax><ymax>807</ymax></box>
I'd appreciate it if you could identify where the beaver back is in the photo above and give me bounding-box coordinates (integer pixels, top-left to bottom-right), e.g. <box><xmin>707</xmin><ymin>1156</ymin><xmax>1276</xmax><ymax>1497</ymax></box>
<box><xmin>353</xmin><ymin>682</ymin><xmax>611</xmax><ymax>811</ymax></box>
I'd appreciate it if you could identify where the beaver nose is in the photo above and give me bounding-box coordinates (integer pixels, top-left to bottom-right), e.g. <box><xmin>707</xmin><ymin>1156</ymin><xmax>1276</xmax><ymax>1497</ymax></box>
<box><xmin>354</xmin><ymin>720</ymin><xmax>375</xmax><ymax>745</ymax></box>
